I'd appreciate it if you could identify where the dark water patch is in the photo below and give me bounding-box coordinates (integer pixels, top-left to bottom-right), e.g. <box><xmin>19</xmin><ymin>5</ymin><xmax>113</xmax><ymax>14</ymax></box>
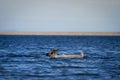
<box><xmin>0</xmin><ymin>74</ymin><xmax>56</xmax><ymax>78</ymax></box>
<box><xmin>64</xmin><ymin>73</ymin><xmax>100</xmax><ymax>76</ymax></box>
<box><xmin>0</xmin><ymin>73</ymin><xmax>100</xmax><ymax>79</ymax></box>
<box><xmin>52</xmin><ymin>66</ymin><xmax>97</xmax><ymax>69</ymax></box>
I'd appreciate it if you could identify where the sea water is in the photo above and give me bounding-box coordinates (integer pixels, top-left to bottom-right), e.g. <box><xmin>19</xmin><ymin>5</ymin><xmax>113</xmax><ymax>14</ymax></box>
<box><xmin>0</xmin><ymin>35</ymin><xmax>120</xmax><ymax>80</ymax></box>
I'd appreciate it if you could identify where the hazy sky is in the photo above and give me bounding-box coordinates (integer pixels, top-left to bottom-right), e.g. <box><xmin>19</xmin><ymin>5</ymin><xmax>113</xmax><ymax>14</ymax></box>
<box><xmin>0</xmin><ymin>0</ymin><xmax>120</xmax><ymax>32</ymax></box>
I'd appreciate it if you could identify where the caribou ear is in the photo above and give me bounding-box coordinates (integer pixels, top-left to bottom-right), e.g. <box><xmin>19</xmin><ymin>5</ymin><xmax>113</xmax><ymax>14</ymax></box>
<box><xmin>51</xmin><ymin>49</ymin><xmax>59</xmax><ymax>51</ymax></box>
<box><xmin>54</xmin><ymin>49</ymin><xmax>59</xmax><ymax>52</ymax></box>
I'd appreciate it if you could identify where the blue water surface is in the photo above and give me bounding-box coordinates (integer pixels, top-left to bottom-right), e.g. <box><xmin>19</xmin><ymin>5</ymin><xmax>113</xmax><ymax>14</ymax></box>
<box><xmin>0</xmin><ymin>35</ymin><xmax>120</xmax><ymax>80</ymax></box>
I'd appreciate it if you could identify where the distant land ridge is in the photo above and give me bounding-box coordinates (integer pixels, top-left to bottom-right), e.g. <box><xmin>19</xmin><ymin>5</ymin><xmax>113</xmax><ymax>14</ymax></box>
<box><xmin>0</xmin><ymin>32</ymin><xmax>120</xmax><ymax>36</ymax></box>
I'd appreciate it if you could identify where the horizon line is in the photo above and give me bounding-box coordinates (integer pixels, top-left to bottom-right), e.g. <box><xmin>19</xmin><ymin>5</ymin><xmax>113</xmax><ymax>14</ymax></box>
<box><xmin>0</xmin><ymin>32</ymin><xmax>120</xmax><ymax>36</ymax></box>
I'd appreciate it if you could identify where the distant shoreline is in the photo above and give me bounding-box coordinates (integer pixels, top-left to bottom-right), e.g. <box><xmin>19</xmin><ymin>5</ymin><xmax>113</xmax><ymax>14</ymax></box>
<box><xmin>0</xmin><ymin>32</ymin><xmax>120</xmax><ymax>36</ymax></box>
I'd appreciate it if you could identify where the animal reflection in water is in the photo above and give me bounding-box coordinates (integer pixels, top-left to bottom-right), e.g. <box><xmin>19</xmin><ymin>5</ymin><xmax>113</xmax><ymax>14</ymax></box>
<box><xmin>46</xmin><ymin>49</ymin><xmax>84</xmax><ymax>58</ymax></box>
